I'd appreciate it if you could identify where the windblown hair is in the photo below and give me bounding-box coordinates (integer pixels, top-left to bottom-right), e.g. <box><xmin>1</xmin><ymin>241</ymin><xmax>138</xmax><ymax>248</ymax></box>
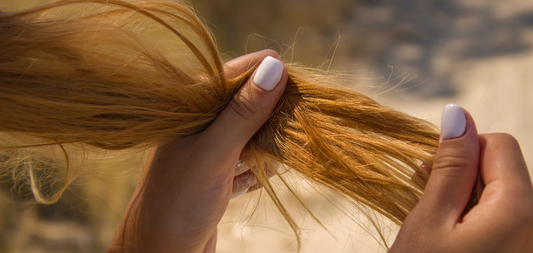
<box><xmin>0</xmin><ymin>0</ymin><xmax>439</xmax><ymax>248</ymax></box>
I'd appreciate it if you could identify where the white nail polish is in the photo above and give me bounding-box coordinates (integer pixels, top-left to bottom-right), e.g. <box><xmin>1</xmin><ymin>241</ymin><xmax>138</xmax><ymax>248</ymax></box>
<box><xmin>253</xmin><ymin>56</ymin><xmax>283</xmax><ymax>91</ymax></box>
<box><xmin>441</xmin><ymin>104</ymin><xmax>466</xmax><ymax>139</ymax></box>
<box><xmin>230</xmin><ymin>188</ymin><xmax>249</xmax><ymax>200</ymax></box>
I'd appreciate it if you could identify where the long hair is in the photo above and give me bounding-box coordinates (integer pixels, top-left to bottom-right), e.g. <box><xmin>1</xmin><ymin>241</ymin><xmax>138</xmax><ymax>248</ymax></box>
<box><xmin>0</xmin><ymin>0</ymin><xmax>439</xmax><ymax>248</ymax></box>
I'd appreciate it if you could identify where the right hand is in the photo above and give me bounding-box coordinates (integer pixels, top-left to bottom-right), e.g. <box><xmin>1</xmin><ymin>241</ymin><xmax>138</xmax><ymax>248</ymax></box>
<box><xmin>390</xmin><ymin>105</ymin><xmax>533</xmax><ymax>253</ymax></box>
<box><xmin>104</xmin><ymin>50</ymin><xmax>288</xmax><ymax>253</ymax></box>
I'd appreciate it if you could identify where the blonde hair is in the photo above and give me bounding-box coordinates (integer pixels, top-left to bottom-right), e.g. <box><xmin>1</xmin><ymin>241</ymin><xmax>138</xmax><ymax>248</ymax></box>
<box><xmin>0</xmin><ymin>0</ymin><xmax>439</xmax><ymax>248</ymax></box>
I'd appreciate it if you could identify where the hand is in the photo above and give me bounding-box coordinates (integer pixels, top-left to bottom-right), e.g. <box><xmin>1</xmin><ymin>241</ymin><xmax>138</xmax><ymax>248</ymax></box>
<box><xmin>105</xmin><ymin>50</ymin><xmax>288</xmax><ymax>253</ymax></box>
<box><xmin>390</xmin><ymin>105</ymin><xmax>533</xmax><ymax>252</ymax></box>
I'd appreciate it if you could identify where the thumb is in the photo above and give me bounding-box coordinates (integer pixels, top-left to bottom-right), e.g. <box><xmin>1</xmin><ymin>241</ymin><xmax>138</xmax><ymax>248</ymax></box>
<box><xmin>203</xmin><ymin>54</ymin><xmax>288</xmax><ymax>154</ymax></box>
<box><xmin>416</xmin><ymin>104</ymin><xmax>480</xmax><ymax>224</ymax></box>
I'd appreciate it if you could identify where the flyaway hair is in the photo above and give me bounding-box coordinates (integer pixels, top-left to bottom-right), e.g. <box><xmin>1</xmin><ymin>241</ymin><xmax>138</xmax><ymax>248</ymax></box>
<box><xmin>0</xmin><ymin>0</ymin><xmax>440</xmax><ymax>248</ymax></box>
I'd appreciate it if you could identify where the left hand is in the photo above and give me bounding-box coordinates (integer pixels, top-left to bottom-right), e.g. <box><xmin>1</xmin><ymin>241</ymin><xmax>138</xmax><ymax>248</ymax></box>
<box><xmin>105</xmin><ymin>49</ymin><xmax>288</xmax><ymax>253</ymax></box>
<box><xmin>390</xmin><ymin>105</ymin><xmax>533</xmax><ymax>253</ymax></box>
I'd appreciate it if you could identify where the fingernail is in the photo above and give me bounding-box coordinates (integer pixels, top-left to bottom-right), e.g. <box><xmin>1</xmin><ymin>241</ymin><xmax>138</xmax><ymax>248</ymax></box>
<box><xmin>253</xmin><ymin>56</ymin><xmax>283</xmax><ymax>91</ymax></box>
<box><xmin>441</xmin><ymin>104</ymin><xmax>466</xmax><ymax>140</ymax></box>
<box><xmin>230</xmin><ymin>188</ymin><xmax>249</xmax><ymax>200</ymax></box>
<box><xmin>234</xmin><ymin>160</ymin><xmax>249</xmax><ymax>176</ymax></box>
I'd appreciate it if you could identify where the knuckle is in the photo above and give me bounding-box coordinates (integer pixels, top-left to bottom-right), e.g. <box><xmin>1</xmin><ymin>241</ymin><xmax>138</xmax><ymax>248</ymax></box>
<box><xmin>229</xmin><ymin>91</ymin><xmax>265</xmax><ymax>121</ymax></box>
<box><xmin>432</xmin><ymin>152</ymin><xmax>471</xmax><ymax>171</ymax></box>
<box><xmin>261</xmin><ymin>49</ymin><xmax>281</xmax><ymax>60</ymax></box>
<box><xmin>497</xmin><ymin>133</ymin><xmax>520</xmax><ymax>146</ymax></box>
<box><xmin>485</xmin><ymin>133</ymin><xmax>522</xmax><ymax>156</ymax></box>
<box><xmin>488</xmin><ymin>133</ymin><xmax>519</xmax><ymax>146</ymax></box>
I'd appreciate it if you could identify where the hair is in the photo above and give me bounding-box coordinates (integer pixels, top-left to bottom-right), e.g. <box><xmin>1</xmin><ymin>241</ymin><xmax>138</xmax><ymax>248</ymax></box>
<box><xmin>0</xmin><ymin>0</ymin><xmax>440</xmax><ymax>249</ymax></box>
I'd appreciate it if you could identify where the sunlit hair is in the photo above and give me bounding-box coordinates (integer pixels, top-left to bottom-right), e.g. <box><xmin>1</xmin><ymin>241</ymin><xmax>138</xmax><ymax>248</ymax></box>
<box><xmin>0</xmin><ymin>0</ymin><xmax>439</xmax><ymax>248</ymax></box>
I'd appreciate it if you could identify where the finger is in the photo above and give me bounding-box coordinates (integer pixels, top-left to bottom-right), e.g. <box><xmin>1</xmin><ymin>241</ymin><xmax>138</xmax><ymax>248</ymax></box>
<box><xmin>224</xmin><ymin>49</ymin><xmax>282</xmax><ymax>80</ymax></box>
<box><xmin>232</xmin><ymin>170</ymin><xmax>257</xmax><ymax>194</ymax></box>
<box><xmin>201</xmin><ymin>52</ymin><xmax>288</xmax><ymax>155</ymax></box>
<box><xmin>234</xmin><ymin>159</ymin><xmax>250</xmax><ymax>177</ymax></box>
<box><xmin>416</xmin><ymin>104</ymin><xmax>480</xmax><ymax>225</ymax></box>
<box><xmin>458</xmin><ymin>134</ymin><xmax>533</xmax><ymax>246</ymax></box>
<box><xmin>232</xmin><ymin>160</ymin><xmax>276</xmax><ymax>194</ymax></box>
<box><xmin>410</xmin><ymin>163</ymin><xmax>432</xmax><ymax>187</ymax></box>
<box><xmin>202</xmin><ymin>229</ymin><xmax>217</xmax><ymax>253</ymax></box>
<box><xmin>245</xmin><ymin>167</ymin><xmax>277</xmax><ymax>193</ymax></box>
<box><xmin>479</xmin><ymin>133</ymin><xmax>532</xmax><ymax>195</ymax></box>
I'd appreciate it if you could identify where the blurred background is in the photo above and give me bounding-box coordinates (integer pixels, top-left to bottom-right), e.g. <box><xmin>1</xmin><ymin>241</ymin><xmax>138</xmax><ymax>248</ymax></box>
<box><xmin>1</xmin><ymin>0</ymin><xmax>533</xmax><ymax>252</ymax></box>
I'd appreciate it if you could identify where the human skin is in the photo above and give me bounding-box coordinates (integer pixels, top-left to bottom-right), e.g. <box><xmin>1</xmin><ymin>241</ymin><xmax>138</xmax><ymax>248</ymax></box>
<box><xmin>390</xmin><ymin>108</ymin><xmax>533</xmax><ymax>252</ymax></box>
<box><xmin>104</xmin><ymin>49</ymin><xmax>288</xmax><ymax>253</ymax></box>
<box><xmin>105</xmin><ymin>50</ymin><xmax>533</xmax><ymax>252</ymax></box>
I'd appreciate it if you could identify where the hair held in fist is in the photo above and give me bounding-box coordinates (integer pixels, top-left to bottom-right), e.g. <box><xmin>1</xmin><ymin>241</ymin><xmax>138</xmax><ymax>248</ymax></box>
<box><xmin>0</xmin><ymin>0</ymin><xmax>440</xmax><ymax>247</ymax></box>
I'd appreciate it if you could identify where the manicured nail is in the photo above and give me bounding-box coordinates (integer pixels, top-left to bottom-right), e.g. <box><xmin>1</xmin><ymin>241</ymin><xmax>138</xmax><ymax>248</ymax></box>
<box><xmin>234</xmin><ymin>160</ymin><xmax>249</xmax><ymax>176</ymax></box>
<box><xmin>441</xmin><ymin>104</ymin><xmax>466</xmax><ymax>139</ymax></box>
<box><xmin>253</xmin><ymin>56</ymin><xmax>283</xmax><ymax>91</ymax></box>
<box><xmin>230</xmin><ymin>188</ymin><xmax>249</xmax><ymax>200</ymax></box>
